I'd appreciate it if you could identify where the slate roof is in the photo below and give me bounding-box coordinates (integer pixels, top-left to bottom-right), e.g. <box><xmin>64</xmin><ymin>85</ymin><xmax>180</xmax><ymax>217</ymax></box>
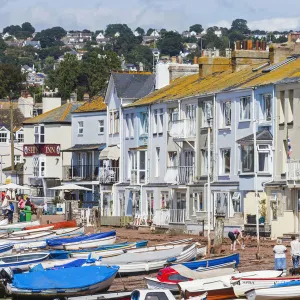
<box><xmin>236</xmin><ymin>130</ymin><xmax>273</xmax><ymax>143</ymax></box>
<box><xmin>111</xmin><ymin>72</ymin><xmax>155</xmax><ymax>100</ymax></box>
<box><xmin>0</xmin><ymin>108</ymin><xmax>25</xmax><ymax>129</ymax></box>
<box><xmin>62</xmin><ymin>143</ymin><xmax>106</xmax><ymax>152</ymax></box>
<box><xmin>23</xmin><ymin>102</ymin><xmax>83</xmax><ymax>125</ymax></box>
<box><xmin>73</xmin><ymin>96</ymin><xmax>106</xmax><ymax>113</ymax></box>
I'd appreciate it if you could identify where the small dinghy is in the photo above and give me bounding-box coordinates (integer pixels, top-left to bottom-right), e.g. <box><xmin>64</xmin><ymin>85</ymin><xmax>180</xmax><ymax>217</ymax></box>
<box><xmin>100</xmin><ymin>243</ymin><xmax>197</xmax><ymax>275</ymax></box>
<box><xmin>0</xmin><ymin>244</ymin><xmax>13</xmax><ymax>257</ymax></box>
<box><xmin>25</xmin><ymin>220</ymin><xmax>77</xmax><ymax>230</ymax></box>
<box><xmin>0</xmin><ymin>252</ymin><xmax>50</xmax><ymax>270</ymax></box>
<box><xmin>0</xmin><ymin>220</ymin><xmax>40</xmax><ymax>232</ymax></box>
<box><xmin>47</xmin><ymin>230</ymin><xmax>116</xmax><ymax>250</ymax></box>
<box><xmin>3</xmin><ymin>265</ymin><xmax>119</xmax><ymax>298</ymax></box>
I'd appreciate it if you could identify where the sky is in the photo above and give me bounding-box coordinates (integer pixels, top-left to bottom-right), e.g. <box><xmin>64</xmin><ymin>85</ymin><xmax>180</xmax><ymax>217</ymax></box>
<box><xmin>1</xmin><ymin>0</ymin><xmax>300</xmax><ymax>32</ymax></box>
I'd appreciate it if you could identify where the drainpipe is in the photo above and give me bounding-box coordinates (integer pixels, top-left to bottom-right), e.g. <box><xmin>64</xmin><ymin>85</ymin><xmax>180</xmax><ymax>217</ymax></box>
<box><xmin>252</xmin><ymin>87</ymin><xmax>260</xmax><ymax>258</ymax></box>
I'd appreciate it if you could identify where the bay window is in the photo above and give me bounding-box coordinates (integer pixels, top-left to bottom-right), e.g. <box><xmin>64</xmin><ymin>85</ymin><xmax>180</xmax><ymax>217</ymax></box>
<box><xmin>241</xmin><ymin>144</ymin><xmax>254</xmax><ymax>173</ymax></box>
<box><xmin>34</xmin><ymin>124</ymin><xmax>45</xmax><ymax>143</ymax></box>
<box><xmin>258</xmin><ymin>145</ymin><xmax>271</xmax><ymax>173</ymax></box>
<box><xmin>240</xmin><ymin>96</ymin><xmax>251</xmax><ymax>121</ymax></box>
<box><xmin>130</xmin><ymin>150</ymin><xmax>147</xmax><ymax>184</ymax></box>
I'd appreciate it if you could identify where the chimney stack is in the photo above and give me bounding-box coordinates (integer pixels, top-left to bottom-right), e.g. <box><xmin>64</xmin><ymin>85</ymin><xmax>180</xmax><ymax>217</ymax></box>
<box><xmin>83</xmin><ymin>93</ymin><xmax>90</xmax><ymax>102</ymax></box>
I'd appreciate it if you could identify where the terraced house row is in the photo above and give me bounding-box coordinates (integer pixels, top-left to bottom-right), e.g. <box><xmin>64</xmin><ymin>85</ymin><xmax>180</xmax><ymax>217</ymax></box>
<box><xmin>20</xmin><ymin>42</ymin><xmax>300</xmax><ymax>238</ymax></box>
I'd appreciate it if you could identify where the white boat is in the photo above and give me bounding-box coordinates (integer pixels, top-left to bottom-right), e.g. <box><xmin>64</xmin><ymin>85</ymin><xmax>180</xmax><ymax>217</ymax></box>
<box><xmin>100</xmin><ymin>244</ymin><xmax>197</xmax><ymax>275</ymax></box>
<box><xmin>0</xmin><ymin>220</ymin><xmax>40</xmax><ymax>231</ymax></box>
<box><xmin>67</xmin><ymin>291</ymin><xmax>132</xmax><ymax>300</ymax></box>
<box><xmin>178</xmin><ymin>270</ymin><xmax>284</xmax><ymax>293</ymax></box>
<box><xmin>197</xmin><ymin>246</ymin><xmax>207</xmax><ymax>257</ymax></box>
<box><xmin>146</xmin><ymin>263</ymin><xmax>237</xmax><ymax>291</ymax></box>
<box><xmin>246</xmin><ymin>285</ymin><xmax>300</xmax><ymax>300</ymax></box>
<box><xmin>1</xmin><ymin>225</ymin><xmax>54</xmax><ymax>237</ymax></box>
<box><xmin>63</xmin><ymin>234</ymin><xmax>116</xmax><ymax>250</ymax></box>
<box><xmin>233</xmin><ymin>275</ymin><xmax>300</xmax><ymax>297</ymax></box>
<box><xmin>13</xmin><ymin>227</ymin><xmax>84</xmax><ymax>251</ymax></box>
<box><xmin>0</xmin><ymin>231</ymin><xmax>54</xmax><ymax>245</ymax></box>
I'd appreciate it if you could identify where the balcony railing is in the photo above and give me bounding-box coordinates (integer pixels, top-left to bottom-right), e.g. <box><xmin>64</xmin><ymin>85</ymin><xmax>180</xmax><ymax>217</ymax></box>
<box><xmin>169</xmin><ymin>209</ymin><xmax>186</xmax><ymax>224</ymax></box>
<box><xmin>287</xmin><ymin>160</ymin><xmax>300</xmax><ymax>181</ymax></box>
<box><xmin>169</xmin><ymin>119</ymin><xmax>196</xmax><ymax>139</ymax></box>
<box><xmin>164</xmin><ymin>166</ymin><xmax>195</xmax><ymax>184</ymax></box>
<box><xmin>63</xmin><ymin>165</ymin><xmax>99</xmax><ymax>181</ymax></box>
<box><xmin>99</xmin><ymin>167</ymin><xmax>119</xmax><ymax>184</ymax></box>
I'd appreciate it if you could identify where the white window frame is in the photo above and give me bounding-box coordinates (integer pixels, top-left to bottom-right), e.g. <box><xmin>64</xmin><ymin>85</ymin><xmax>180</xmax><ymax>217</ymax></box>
<box><xmin>202</xmin><ymin>101</ymin><xmax>212</xmax><ymax>128</ymax></box>
<box><xmin>78</xmin><ymin>121</ymin><xmax>84</xmax><ymax>135</ymax></box>
<box><xmin>109</xmin><ymin>110</ymin><xmax>119</xmax><ymax>135</ymax></box>
<box><xmin>146</xmin><ymin>191</ymin><xmax>154</xmax><ymax>219</ymax></box>
<box><xmin>33</xmin><ymin>156</ymin><xmax>46</xmax><ymax>177</ymax></box>
<box><xmin>168</xmin><ymin>151</ymin><xmax>178</xmax><ymax>167</ymax></box>
<box><xmin>140</xmin><ymin>112</ymin><xmax>148</xmax><ymax>135</ymax></box>
<box><xmin>16</xmin><ymin>128</ymin><xmax>24</xmax><ymax>143</ymax></box>
<box><xmin>158</xmin><ymin>109</ymin><xmax>164</xmax><ymax>133</ymax></box>
<box><xmin>168</xmin><ymin>108</ymin><xmax>179</xmax><ymax>131</ymax></box>
<box><xmin>257</xmin><ymin>144</ymin><xmax>271</xmax><ymax>174</ymax></box>
<box><xmin>125</xmin><ymin>114</ymin><xmax>130</xmax><ymax>138</ymax></box>
<box><xmin>221</xmin><ymin>100</ymin><xmax>231</xmax><ymax>127</ymax></box>
<box><xmin>241</xmin><ymin>144</ymin><xmax>254</xmax><ymax>173</ymax></box>
<box><xmin>262</xmin><ymin>94</ymin><xmax>272</xmax><ymax>122</ymax></box>
<box><xmin>161</xmin><ymin>191</ymin><xmax>169</xmax><ymax>209</ymax></box>
<box><xmin>232</xmin><ymin>192</ymin><xmax>241</xmax><ymax>213</ymax></box>
<box><xmin>220</xmin><ymin>148</ymin><xmax>231</xmax><ymax>175</ymax></box>
<box><xmin>0</xmin><ymin>128</ymin><xmax>8</xmax><ymax>143</ymax></box>
<box><xmin>130</xmin><ymin>113</ymin><xmax>134</xmax><ymax>138</ymax></box>
<box><xmin>14</xmin><ymin>155</ymin><xmax>21</xmax><ymax>164</ymax></box>
<box><xmin>153</xmin><ymin>109</ymin><xmax>158</xmax><ymax>134</ymax></box>
<box><xmin>192</xmin><ymin>192</ymin><xmax>204</xmax><ymax>215</ymax></box>
<box><xmin>240</xmin><ymin>96</ymin><xmax>251</xmax><ymax>121</ymax></box>
<box><xmin>130</xmin><ymin>150</ymin><xmax>147</xmax><ymax>184</ymax></box>
<box><xmin>201</xmin><ymin>150</ymin><xmax>212</xmax><ymax>175</ymax></box>
<box><xmin>98</xmin><ymin>120</ymin><xmax>104</xmax><ymax>134</ymax></box>
<box><xmin>34</xmin><ymin>124</ymin><xmax>45</xmax><ymax>143</ymax></box>
<box><xmin>155</xmin><ymin>147</ymin><xmax>160</xmax><ymax>177</ymax></box>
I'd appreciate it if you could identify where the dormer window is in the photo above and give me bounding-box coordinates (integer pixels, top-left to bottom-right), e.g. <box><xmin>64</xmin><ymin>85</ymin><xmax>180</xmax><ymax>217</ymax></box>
<box><xmin>0</xmin><ymin>128</ymin><xmax>8</xmax><ymax>143</ymax></box>
<box><xmin>16</xmin><ymin>128</ymin><xmax>24</xmax><ymax>143</ymax></box>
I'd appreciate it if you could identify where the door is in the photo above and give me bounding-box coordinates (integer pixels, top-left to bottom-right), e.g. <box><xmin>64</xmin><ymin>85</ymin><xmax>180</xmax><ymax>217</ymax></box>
<box><xmin>146</xmin><ymin>192</ymin><xmax>154</xmax><ymax>221</ymax></box>
<box><xmin>215</xmin><ymin>192</ymin><xmax>229</xmax><ymax>218</ymax></box>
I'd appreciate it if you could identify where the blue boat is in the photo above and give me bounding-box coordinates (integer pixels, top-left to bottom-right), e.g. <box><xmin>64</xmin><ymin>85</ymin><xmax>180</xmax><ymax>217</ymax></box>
<box><xmin>181</xmin><ymin>253</ymin><xmax>240</xmax><ymax>270</ymax></box>
<box><xmin>0</xmin><ymin>244</ymin><xmax>13</xmax><ymax>256</ymax></box>
<box><xmin>46</xmin><ymin>230</ymin><xmax>116</xmax><ymax>249</ymax></box>
<box><xmin>5</xmin><ymin>265</ymin><xmax>120</xmax><ymax>298</ymax></box>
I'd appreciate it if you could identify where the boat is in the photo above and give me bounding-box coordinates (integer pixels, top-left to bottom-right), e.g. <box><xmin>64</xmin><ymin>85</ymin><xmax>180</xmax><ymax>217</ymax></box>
<box><xmin>100</xmin><ymin>243</ymin><xmax>197</xmax><ymax>275</ymax></box>
<box><xmin>178</xmin><ymin>270</ymin><xmax>284</xmax><ymax>300</ymax></box>
<box><xmin>245</xmin><ymin>280</ymin><xmax>300</xmax><ymax>300</ymax></box>
<box><xmin>232</xmin><ymin>275</ymin><xmax>300</xmax><ymax>297</ymax></box>
<box><xmin>0</xmin><ymin>220</ymin><xmax>40</xmax><ymax>232</ymax></box>
<box><xmin>13</xmin><ymin>227</ymin><xmax>85</xmax><ymax>251</ymax></box>
<box><xmin>0</xmin><ymin>225</ymin><xmax>54</xmax><ymax>237</ymax></box>
<box><xmin>25</xmin><ymin>219</ymin><xmax>77</xmax><ymax>230</ymax></box>
<box><xmin>145</xmin><ymin>262</ymin><xmax>237</xmax><ymax>291</ymax></box>
<box><xmin>0</xmin><ymin>231</ymin><xmax>55</xmax><ymax>245</ymax></box>
<box><xmin>66</xmin><ymin>291</ymin><xmax>132</xmax><ymax>300</ymax></box>
<box><xmin>47</xmin><ymin>230</ymin><xmax>116</xmax><ymax>250</ymax></box>
<box><xmin>181</xmin><ymin>253</ymin><xmax>240</xmax><ymax>270</ymax></box>
<box><xmin>0</xmin><ymin>252</ymin><xmax>50</xmax><ymax>271</ymax></box>
<box><xmin>197</xmin><ymin>246</ymin><xmax>207</xmax><ymax>257</ymax></box>
<box><xmin>0</xmin><ymin>244</ymin><xmax>13</xmax><ymax>257</ymax></box>
<box><xmin>4</xmin><ymin>265</ymin><xmax>119</xmax><ymax>298</ymax></box>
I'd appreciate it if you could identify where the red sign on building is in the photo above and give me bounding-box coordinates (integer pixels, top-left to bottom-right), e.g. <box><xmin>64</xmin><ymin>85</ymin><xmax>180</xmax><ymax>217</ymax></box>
<box><xmin>23</xmin><ymin>144</ymin><xmax>61</xmax><ymax>157</ymax></box>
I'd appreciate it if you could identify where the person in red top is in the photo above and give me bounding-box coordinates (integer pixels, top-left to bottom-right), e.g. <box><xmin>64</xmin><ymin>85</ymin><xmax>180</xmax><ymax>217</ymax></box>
<box><xmin>1</xmin><ymin>191</ymin><xmax>5</xmax><ymax>202</ymax></box>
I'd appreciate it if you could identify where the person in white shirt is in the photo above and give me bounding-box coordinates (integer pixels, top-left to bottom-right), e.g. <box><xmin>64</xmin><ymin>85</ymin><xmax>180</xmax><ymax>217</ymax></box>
<box><xmin>290</xmin><ymin>235</ymin><xmax>300</xmax><ymax>269</ymax></box>
<box><xmin>273</xmin><ymin>239</ymin><xmax>287</xmax><ymax>271</ymax></box>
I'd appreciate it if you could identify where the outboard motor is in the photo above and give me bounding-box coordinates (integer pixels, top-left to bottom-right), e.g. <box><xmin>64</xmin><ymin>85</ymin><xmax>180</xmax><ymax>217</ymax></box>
<box><xmin>0</xmin><ymin>267</ymin><xmax>13</xmax><ymax>283</ymax></box>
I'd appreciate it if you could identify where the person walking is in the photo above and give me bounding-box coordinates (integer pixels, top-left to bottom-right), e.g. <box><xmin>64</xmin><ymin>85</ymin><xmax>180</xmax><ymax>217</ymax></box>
<box><xmin>273</xmin><ymin>239</ymin><xmax>287</xmax><ymax>271</ymax></box>
<box><xmin>291</xmin><ymin>235</ymin><xmax>300</xmax><ymax>270</ymax></box>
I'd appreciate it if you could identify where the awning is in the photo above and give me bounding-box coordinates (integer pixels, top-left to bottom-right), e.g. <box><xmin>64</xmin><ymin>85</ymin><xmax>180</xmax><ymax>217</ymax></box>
<box><xmin>99</xmin><ymin>145</ymin><xmax>120</xmax><ymax>160</ymax></box>
<box><xmin>62</xmin><ymin>144</ymin><xmax>106</xmax><ymax>152</ymax></box>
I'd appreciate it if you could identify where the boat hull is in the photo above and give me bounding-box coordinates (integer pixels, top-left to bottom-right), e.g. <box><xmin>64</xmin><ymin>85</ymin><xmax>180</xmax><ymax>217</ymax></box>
<box><xmin>25</xmin><ymin>220</ymin><xmax>77</xmax><ymax>230</ymax></box>
<box><xmin>63</xmin><ymin>235</ymin><xmax>117</xmax><ymax>250</ymax></box>
<box><xmin>185</xmin><ymin>287</ymin><xmax>236</xmax><ymax>300</ymax></box>
<box><xmin>246</xmin><ymin>286</ymin><xmax>300</xmax><ymax>300</ymax></box>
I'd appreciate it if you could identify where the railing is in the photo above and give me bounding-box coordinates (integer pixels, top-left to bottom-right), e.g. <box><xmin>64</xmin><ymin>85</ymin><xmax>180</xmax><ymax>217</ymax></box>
<box><xmin>63</xmin><ymin>165</ymin><xmax>99</xmax><ymax>181</ymax></box>
<box><xmin>169</xmin><ymin>119</ymin><xmax>196</xmax><ymax>139</ymax></box>
<box><xmin>99</xmin><ymin>167</ymin><xmax>119</xmax><ymax>184</ymax></box>
<box><xmin>152</xmin><ymin>209</ymin><xmax>170</xmax><ymax>226</ymax></box>
<box><xmin>169</xmin><ymin>209</ymin><xmax>186</xmax><ymax>224</ymax></box>
<box><xmin>287</xmin><ymin>160</ymin><xmax>300</xmax><ymax>181</ymax></box>
<box><xmin>178</xmin><ymin>166</ymin><xmax>195</xmax><ymax>184</ymax></box>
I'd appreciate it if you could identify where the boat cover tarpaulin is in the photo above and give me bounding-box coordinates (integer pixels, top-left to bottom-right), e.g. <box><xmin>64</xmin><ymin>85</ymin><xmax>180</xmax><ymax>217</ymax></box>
<box><xmin>12</xmin><ymin>266</ymin><xmax>119</xmax><ymax>290</ymax></box>
<box><xmin>46</xmin><ymin>231</ymin><xmax>116</xmax><ymax>247</ymax></box>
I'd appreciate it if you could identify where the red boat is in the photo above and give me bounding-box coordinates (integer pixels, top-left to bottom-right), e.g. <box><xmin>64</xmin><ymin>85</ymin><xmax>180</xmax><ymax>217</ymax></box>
<box><xmin>24</xmin><ymin>220</ymin><xmax>77</xmax><ymax>230</ymax></box>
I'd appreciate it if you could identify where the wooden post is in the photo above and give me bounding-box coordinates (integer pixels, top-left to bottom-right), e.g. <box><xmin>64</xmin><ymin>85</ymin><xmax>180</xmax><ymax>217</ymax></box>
<box><xmin>213</xmin><ymin>213</ymin><xmax>225</xmax><ymax>255</ymax></box>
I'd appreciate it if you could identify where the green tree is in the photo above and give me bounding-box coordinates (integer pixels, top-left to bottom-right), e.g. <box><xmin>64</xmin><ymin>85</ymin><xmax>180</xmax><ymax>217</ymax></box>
<box><xmin>135</xmin><ymin>27</ymin><xmax>145</xmax><ymax>36</ymax></box>
<box><xmin>189</xmin><ymin>24</ymin><xmax>203</xmax><ymax>34</ymax></box>
<box><xmin>228</xmin><ymin>30</ymin><xmax>245</xmax><ymax>43</ymax></box>
<box><xmin>105</xmin><ymin>24</ymin><xmax>132</xmax><ymax>37</ymax></box>
<box><xmin>126</xmin><ymin>45</ymin><xmax>153</xmax><ymax>71</ymax></box>
<box><xmin>81</xmin><ymin>49</ymin><xmax>121</xmax><ymax>96</ymax></box>
<box><xmin>230</xmin><ymin>19</ymin><xmax>250</xmax><ymax>34</ymax></box>
<box><xmin>46</xmin><ymin>54</ymin><xmax>80</xmax><ymax>100</ymax></box>
<box><xmin>157</xmin><ymin>31</ymin><xmax>183</xmax><ymax>56</ymax></box>
<box><xmin>42</xmin><ymin>56</ymin><xmax>56</xmax><ymax>73</ymax></box>
<box><xmin>34</xmin><ymin>27</ymin><xmax>66</xmax><ymax>48</ymax></box>
<box><xmin>0</xmin><ymin>64</ymin><xmax>25</xmax><ymax>98</ymax></box>
<box><xmin>21</xmin><ymin>22</ymin><xmax>35</xmax><ymax>34</ymax></box>
<box><xmin>38</xmin><ymin>46</ymin><xmax>66</xmax><ymax>60</ymax></box>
